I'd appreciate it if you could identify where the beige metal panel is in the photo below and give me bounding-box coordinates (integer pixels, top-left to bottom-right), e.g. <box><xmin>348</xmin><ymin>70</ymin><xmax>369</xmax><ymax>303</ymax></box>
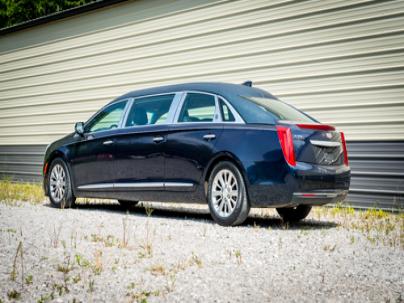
<box><xmin>0</xmin><ymin>99</ymin><xmax>106</xmax><ymax>118</ymax></box>
<box><xmin>0</xmin><ymin>111</ymin><xmax>95</xmax><ymax>127</ymax></box>
<box><xmin>280</xmin><ymin>88</ymin><xmax>404</xmax><ymax>109</ymax></box>
<box><xmin>0</xmin><ymin>0</ymin><xmax>370</xmax><ymax>64</ymax></box>
<box><xmin>0</xmin><ymin>0</ymin><xmax>286</xmax><ymax>63</ymax></box>
<box><xmin>0</xmin><ymin>0</ymin><xmax>225</xmax><ymax>54</ymax></box>
<box><xmin>2</xmin><ymin>28</ymin><xmax>404</xmax><ymax>86</ymax></box>
<box><xmin>0</xmin><ymin>0</ymin><xmax>400</xmax><ymax>75</ymax></box>
<box><xmin>0</xmin><ymin>95</ymin><xmax>113</xmax><ymax>111</ymax></box>
<box><xmin>328</xmin><ymin>124</ymin><xmax>404</xmax><ymax>141</ymax></box>
<box><xmin>8</xmin><ymin>64</ymin><xmax>403</xmax><ymax>101</ymax></box>
<box><xmin>2</xmin><ymin>31</ymin><xmax>404</xmax><ymax>92</ymax></box>
<box><xmin>1</xmin><ymin>51</ymin><xmax>403</xmax><ymax>100</ymax></box>
<box><xmin>1</xmin><ymin>0</ymin><xmax>404</xmax><ymax>144</ymax></box>
<box><xmin>309</xmin><ymin>105</ymin><xmax>404</xmax><ymax>125</ymax></box>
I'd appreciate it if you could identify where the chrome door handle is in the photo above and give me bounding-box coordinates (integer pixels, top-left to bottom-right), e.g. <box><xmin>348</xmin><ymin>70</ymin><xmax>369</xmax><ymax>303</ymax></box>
<box><xmin>203</xmin><ymin>134</ymin><xmax>216</xmax><ymax>141</ymax></box>
<box><xmin>103</xmin><ymin>140</ymin><xmax>114</xmax><ymax>145</ymax></box>
<box><xmin>153</xmin><ymin>136</ymin><xmax>164</xmax><ymax>143</ymax></box>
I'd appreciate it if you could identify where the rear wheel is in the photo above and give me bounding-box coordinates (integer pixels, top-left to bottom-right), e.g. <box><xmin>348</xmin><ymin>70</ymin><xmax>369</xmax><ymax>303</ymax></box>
<box><xmin>207</xmin><ymin>161</ymin><xmax>250</xmax><ymax>226</ymax></box>
<box><xmin>118</xmin><ymin>200</ymin><xmax>139</xmax><ymax>210</ymax></box>
<box><xmin>276</xmin><ymin>205</ymin><xmax>312</xmax><ymax>222</ymax></box>
<box><xmin>48</xmin><ymin>158</ymin><xmax>75</xmax><ymax>208</ymax></box>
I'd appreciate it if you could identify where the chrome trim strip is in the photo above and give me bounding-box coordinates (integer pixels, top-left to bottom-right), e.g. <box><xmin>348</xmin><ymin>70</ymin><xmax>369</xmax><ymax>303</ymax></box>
<box><xmin>114</xmin><ymin>182</ymin><xmax>164</xmax><ymax>188</ymax></box>
<box><xmin>77</xmin><ymin>183</ymin><xmax>114</xmax><ymax>190</ymax></box>
<box><xmin>78</xmin><ymin>182</ymin><xmax>194</xmax><ymax>190</ymax></box>
<box><xmin>310</xmin><ymin>140</ymin><xmax>341</xmax><ymax>148</ymax></box>
<box><xmin>166</xmin><ymin>92</ymin><xmax>184</xmax><ymax>124</ymax></box>
<box><xmin>213</xmin><ymin>95</ymin><xmax>221</xmax><ymax>123</ymax></box>
<box><xmin>165</xmin><ymin>182</ymin><xmax>194</xmax><ymax>187</ymax></box>
<box><xmin>120</xmin><ymin>98</ymin><xmax>134</xmax><ymax>128</ymax></box>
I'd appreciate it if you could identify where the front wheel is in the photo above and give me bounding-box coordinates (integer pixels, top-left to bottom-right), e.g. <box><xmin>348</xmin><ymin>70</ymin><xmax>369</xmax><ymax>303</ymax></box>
<box><xmin>276</xmin><ymin>205</ymin><xmax>312</xmax><ymax>222</ymax></box>
<box><xmin>207</xmin><ymin>161</ymin><xmax>250</xmax><ymax>226</ymax></box>
<box><xmin>48</xmin><ymin>158</ymin><xmax>75</xmax><ymax>208</ymax></box>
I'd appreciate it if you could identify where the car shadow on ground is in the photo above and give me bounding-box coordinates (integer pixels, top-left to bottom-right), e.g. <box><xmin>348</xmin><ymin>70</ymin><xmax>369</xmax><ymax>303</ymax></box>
<box><xmin>46</xmin><ymin>201</ymin><xmax>338</xmax><ymax>230</ymax></box>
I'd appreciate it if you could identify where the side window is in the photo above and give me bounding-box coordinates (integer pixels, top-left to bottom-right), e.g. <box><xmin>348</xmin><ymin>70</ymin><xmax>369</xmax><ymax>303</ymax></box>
<box><xmin>219</xmin><ymin>98</ymin><xmax>236</xmax><ymax>122</ymax></box>
<box><xmin>85</xmin><ymin>101</ymin><xmax>127</xmax><ymax>133</ymax></box>
<box><xmin>125</xmin><ymin>94</ymin><xmax>175</xmax><ymax>127</ymax></box>
<box><xmin>178</xmin><ymin>93</ymin><xmax>216</xmax><ymax>123</ymax></box>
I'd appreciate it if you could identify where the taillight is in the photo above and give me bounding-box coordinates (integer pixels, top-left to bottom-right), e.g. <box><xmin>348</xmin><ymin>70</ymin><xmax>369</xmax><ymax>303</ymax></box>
<box><xmin>340</xmin><ymin>132</ymin><xmax>349</xmax><ymax>166</ymax></box>
<box><xmin>276</xmin><ymin>126</ymin><xmax>296</xmax><ymax>166</ymax></box>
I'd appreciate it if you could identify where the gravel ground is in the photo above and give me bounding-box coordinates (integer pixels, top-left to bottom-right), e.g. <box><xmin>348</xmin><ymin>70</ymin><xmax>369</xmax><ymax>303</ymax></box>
<box><xmin>0</xmin><ymin>201</ymin><xmax>403</xmax><ymax>303</ymax></box>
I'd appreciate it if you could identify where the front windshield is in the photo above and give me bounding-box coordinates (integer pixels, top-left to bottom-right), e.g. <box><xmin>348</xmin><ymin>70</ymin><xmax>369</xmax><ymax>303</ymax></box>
<box><xmin>232</xmin><ymin>96</ymin><xmax>316</xmax><ymax>124</ymax></box>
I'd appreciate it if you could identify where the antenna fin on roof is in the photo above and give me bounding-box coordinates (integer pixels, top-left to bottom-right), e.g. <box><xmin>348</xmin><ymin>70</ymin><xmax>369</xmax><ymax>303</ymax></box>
<box><xmin>242</xmin><ymin>80</ymin><xmax>253</xmax><ymax>87</ymax></box>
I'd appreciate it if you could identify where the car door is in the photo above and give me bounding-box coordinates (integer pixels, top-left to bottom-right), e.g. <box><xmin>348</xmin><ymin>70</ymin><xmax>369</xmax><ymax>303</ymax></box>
<box><xmin>164</xmin><ymin>92</ymin><xmax>224</xmax><ymax>189</ymax></box>
<box><xmin>69</xmin><ymin>99</ymin><xmax>129</xmax><ymax>189</ymax></box>
<box><xmin>112</xmin><ymin>93</ymin><xmax>179</xmax><ymax>190</ymax></box>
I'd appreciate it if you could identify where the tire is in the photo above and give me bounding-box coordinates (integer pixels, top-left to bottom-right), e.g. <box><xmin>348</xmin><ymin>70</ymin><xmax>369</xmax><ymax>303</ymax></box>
<box><xmin>118</xmin><ymin>200</ymin><xmax>139</xmax><ymax>210</ymax></box>
<box><xmin>276</xmin><ymin>205</ymin><xmax>312</xmax><ymax>222</ymax></box>
<box><xmin>48</xmin><ymin>158</ymin><xmax>75</xmax><ymax>208</ymax></box>
<box><xmin>207</xmin><ymin>161</ymin><xmax>250</xmax><ymax>226</ymax></box>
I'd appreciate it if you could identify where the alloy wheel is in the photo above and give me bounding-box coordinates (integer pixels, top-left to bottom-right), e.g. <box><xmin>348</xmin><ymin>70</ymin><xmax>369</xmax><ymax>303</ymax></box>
<box><xmin>211</xmin><ymin>169</ymin><xmax>239</xmax><ymax>217</ymax></box>
<box><xmin>49</xmin><ymin>164</ymin><xmax>66</xmax><ymax>203</ymax></box>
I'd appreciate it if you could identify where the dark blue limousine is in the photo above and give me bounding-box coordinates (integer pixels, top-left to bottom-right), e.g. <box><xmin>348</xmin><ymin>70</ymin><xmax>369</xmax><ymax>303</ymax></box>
<box><xmin>43</xmin><ymin>82</ymin><xmax>350</xmax><ymax>226</ymax></box>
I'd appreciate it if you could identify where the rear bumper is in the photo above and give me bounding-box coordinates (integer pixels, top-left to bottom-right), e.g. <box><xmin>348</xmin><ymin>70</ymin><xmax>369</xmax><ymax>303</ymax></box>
<box><xmin>248</xmin><ymin>162</ymin><xmax>351</xmax><ymax>207</ymax></box>
<box><xmin>292</xmin><ymin>189</ymin><xmax>348</xmax><ymax>206</ymax></box>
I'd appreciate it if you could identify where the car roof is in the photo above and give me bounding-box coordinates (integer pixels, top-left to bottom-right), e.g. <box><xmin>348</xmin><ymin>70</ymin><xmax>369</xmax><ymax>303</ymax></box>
<box><xmin>112</xmin><ymin>82</ymin><xmax>277</xmax><ymax>103</ymax></box>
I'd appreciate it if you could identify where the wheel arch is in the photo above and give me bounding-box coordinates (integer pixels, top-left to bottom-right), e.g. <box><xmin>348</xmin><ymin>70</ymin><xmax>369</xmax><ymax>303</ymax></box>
<box><xmin>44</xmin><ymin>150</ymin><xmax>75</xmax><ymax>196</ymax></box>
<box><xmin>203</xmin><ymin>152</ymin><xmax>250</xmax><ymax>200</ymax></box>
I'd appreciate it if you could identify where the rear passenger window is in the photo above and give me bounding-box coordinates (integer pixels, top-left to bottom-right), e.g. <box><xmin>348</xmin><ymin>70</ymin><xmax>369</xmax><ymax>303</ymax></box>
<box><xmin>219</xmin><ymin>98</ymin><xmax>235</xmax><ymax>122</ymax></box>
<box><xmin>125</xmin><ymin>94</ymin><xmax>174</xmax><ymax>127</ymax></box>
<box><xmin>178</xmin><ymin>93</ymin><xmax>216</xmax><ymax>123</ymax></box>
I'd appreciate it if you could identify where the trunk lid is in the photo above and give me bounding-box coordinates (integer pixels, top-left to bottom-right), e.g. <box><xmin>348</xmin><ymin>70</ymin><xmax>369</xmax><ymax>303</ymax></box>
<box><xmin>280</xmin><ymin>122</ymin><xmax>345</xmax><ymax>166</ymax></box>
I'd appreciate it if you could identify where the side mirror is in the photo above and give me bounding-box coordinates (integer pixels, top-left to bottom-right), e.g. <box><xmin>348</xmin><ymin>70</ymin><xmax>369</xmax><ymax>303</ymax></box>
<box><xmin>75</xmin><ymin>122</ymin><xmax>85</xmax><ymax>136</ymax></box>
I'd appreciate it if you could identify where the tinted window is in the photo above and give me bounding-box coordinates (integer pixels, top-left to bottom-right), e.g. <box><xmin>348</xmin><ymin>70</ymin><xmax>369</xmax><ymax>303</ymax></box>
<box><xmin>236</xmin><ymin>96</ymin><xmax>316</xmax><ymax>124</ymax></box>
<box><xmin>178</xmin><ymin>93</ymin><xmax>216</xmax><ymax>123</ymax></box>
<box><xmin>219</xmin><ymin>98</ymin><xmax>235</xmax><ymax>122</ymax></box>
<box><xmin>125</xmin><ymin>94</ymin><xmax>174</xmax><ymax>127</ymax></box>
<box><xmin>86</xmin><ymin>101</ymin><xmax>127</xmax><ymax>133</ymax></box>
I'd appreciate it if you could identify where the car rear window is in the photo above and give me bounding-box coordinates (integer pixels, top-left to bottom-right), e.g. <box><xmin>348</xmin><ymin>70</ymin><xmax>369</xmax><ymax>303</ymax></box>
<box><xmin>236</xmin><ymin>96</ymin><xmax>316</xmax><ymax>124</ymax></box>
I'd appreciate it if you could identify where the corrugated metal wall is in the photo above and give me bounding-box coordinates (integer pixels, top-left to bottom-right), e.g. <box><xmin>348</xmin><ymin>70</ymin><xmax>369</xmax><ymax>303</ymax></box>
<box><xmin>0</xmin><ymin>0</ymin><xmax>403</xmax><ymax>209</ymax></box>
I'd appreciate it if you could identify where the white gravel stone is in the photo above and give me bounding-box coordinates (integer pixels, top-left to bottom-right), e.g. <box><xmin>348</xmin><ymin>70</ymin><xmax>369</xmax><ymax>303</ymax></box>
<box><xmin>0</xmin><ymin>202</ymin><xmax>402</xmax><ymax>302</ymax></box>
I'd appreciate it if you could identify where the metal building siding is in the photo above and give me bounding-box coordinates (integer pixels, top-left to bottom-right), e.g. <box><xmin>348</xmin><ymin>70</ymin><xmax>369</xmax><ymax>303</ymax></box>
<box><xmin>1</xmin><ymin>0</ymin><xmax>404</xmax><ymax>144</ymax></box>
<box><xmin>0</xmin><ymin>145</ymin><xmax>46</xmax><ymax>182</ymax></box>
<box><xmin>348</xmin><ymin>141</ymin><xmax>404</xmax><ymax>209</ymax></box>
<box><xmin>0</xmin><ymin>0</ymin><xmax>403</xmax><ymax>209</ymax></box>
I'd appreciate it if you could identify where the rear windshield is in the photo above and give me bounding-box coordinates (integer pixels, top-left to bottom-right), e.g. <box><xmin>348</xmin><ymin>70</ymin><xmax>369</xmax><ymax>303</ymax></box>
<box><xmin>235</xmin><ymin>96</ymin><xmax>316</xmax><ymax>124</ymax></box>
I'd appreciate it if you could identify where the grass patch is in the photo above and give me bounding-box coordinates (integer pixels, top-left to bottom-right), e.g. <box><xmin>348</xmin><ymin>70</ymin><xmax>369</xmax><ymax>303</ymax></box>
<box><xmin>313</xmin><ymin>205</ymin><xmax>403</xmax><ymax>249</ymax></box>
<box><xmin>7</xmin><ymin>289</ymin><xmax>21</xmax><ymax>300</ymax></box>
<box><xmin>0</xmin><ymin>180</ymin><xmax>44</xmax><ymax>204</ymax></box>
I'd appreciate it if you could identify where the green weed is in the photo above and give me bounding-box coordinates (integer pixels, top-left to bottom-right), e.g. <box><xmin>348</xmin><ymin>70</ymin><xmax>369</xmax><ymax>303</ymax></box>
<box><xmin>0</xmin><ymin>180</ymin><xmax>44</xmax><ymax>204</ymax></box>
<box><xmin>7</xmin><ymin>289</ymin><xmax>21</xmax><ymax>300</ymax></box>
